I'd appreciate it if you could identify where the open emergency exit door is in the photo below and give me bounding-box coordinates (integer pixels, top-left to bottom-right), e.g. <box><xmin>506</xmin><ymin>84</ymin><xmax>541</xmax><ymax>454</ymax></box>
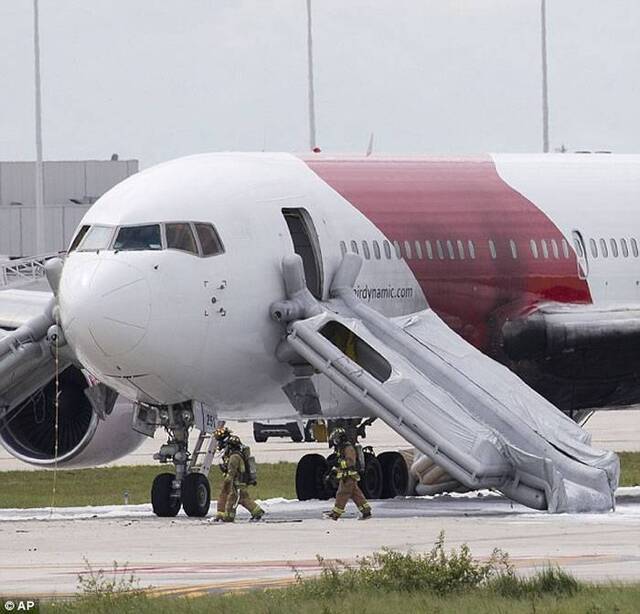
<box><xmin>282</xmin><ymin>208</ymin><xmax>324</xmax><ymax>299</ymax></box>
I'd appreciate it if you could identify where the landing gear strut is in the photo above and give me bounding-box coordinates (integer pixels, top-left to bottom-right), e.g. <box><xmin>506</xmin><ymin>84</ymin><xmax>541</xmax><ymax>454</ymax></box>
<box><xmin>135</xmin><ymin>401</ymin><xmax>213</xmax><ymax>517</ymax></box>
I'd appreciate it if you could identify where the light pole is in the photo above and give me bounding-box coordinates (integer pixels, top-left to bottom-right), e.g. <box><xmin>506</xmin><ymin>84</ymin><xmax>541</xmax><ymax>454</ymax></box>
<box><xmin>33</xmin><ymin>0</ymin><xmax>45</xmax><ymax>255</ymax></box>
<box><xmin>306</xmin><ymin>0</ymin><xmax>317</xmax><ymax>151</ymax></box>
<box><xmin>541</xmin><ymin>0</ymin><xmax>550</xmax><ymax>153</ymax></box>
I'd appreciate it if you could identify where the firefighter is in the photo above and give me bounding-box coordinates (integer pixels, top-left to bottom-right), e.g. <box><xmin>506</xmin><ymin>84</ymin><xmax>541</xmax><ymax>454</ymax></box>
<box><xmin>325</xmin><ymin>427</ymin><xmax>372</xmax><ymax>520</ymax></box>
<box><xmin>213</xmin><ymin>428</ymin><xmax>264</xmax><ymax>522</ymax></box>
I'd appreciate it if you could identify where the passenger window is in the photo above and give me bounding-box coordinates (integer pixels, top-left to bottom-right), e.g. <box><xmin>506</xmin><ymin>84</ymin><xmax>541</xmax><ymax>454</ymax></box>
<box><xmin>340</xmin><ymin>241</ymin><xmax>347</xmax><ymax>256</ymax></box>
<box><xmin>561</xmin><ymin>239</ymin><xmax>570</xmax><ymax>258</ymax></box>
<box><xmin>610</xmin><ymin>239</ymin><xmax>619</xmax><ymax>258</ymax></box>
<box><xmin>509</xmin><ymin>239</ymin><xmax>518</xmax><ymax>259</ymax></box>
<box><xmin>632</xmin><ymin>238</ymin><xmax>639</xmax><ymax>257</ymax></box>
<box><xmin>590</xmin><ymin>238</ymin><xmax>598</xmax><ymax>258</ymax></box>
<box><xmin>621</xmin><ymin>238</ymin><xmax>629</xmax><ymax>258</ymax></box>
<box><xmin>574</xmin><ymin>238</ymin><xmax>584</xmax><ymax>258</ymax></box>
<box><xmin>383</xmin><ymin>240</ymin><xmax>392</xmax><ymax>259</ymax></box>
<box><xmin>541</xmin><ymin>239</ymin><xmax>549</xmax><ymax>259</ymax></box>
<box><xmin>69</xmin><ymin>225</ymin><xmax>90</xmax><ymax>252</ymax></box>
<box><xmin>403</xmin><ymin>240</ymin><xmax>412</xmax><ymax>260</ymax></box>
<box><xmin>166</xmin><ymin>223</ymin><xmax>198</xmax><ymax>255</ymax></box>
<box><xmin>362</xmin><ymin>241</ymin><xmax>371</xmax><ymax>260</ymax></box>
<box><xmin>436</xmin><ymin>240</ymin><xmax>445</xmax><ymax>260</ymax></box>
<box><xmin>468</xmin><ymin>240</ymin><xmax>476</xmax><ymax>259</ymax></box>
<box><xmin>351</xmin><ymin>240</ymin><xmax>359</xmax><ymax>255</ymax></box>
<box><xmin>78</xmin><ymin>225</ymin><xmax>115</xmax><ymax>252</ymax></box>
<box><xmin>488</xmin><ymin>240</ymin><xmax>497</xmax><ymax>260</ymax></box>
<box><xmin>446</xmin><ymin>240</ymin><xmax>455</xmax><ymax>260</ymax></box>
<box><xmin>425</xmin><ymin>240</ymin><xmax>434</xmax><ymax>260</ymax></box>
<box><xmin>372</xmin><ymin>240</ymin><xmax>381</xmax><ymax>260</ymax></box>
<box><xmin>530</xmin><ymin>239</ymin><xmax>539</xmax><ymax>259</ymax></box>
<box><xmin>599</xmin><ymin>238</ymin><xmax>608</xmax><ymax>258</ymax></box>
<box><xmin>194</xmin><ymin>223</ymin><xmax>224</xmax><ymax>256</ymax></box>
<box><xmin>551</xmin><ymin>239</ymin><xmax>559</xmax><ymax>259</ymax></box>
<box><xmin>393</xmin><ymin>240</ymin><xmax>402</xmax><ymax>259</ymax></box>
<box><xmin>414</xmin><ymin>240</ymin><xmax>423</xmax><ymax>260</ymax></box>
<box><xmin>457</xmin><ymin>239</ymin><xmax>465</xmax><ymax>260</ymax></box>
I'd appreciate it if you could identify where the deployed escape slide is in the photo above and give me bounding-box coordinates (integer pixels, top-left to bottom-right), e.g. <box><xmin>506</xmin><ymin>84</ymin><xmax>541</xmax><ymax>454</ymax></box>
<box><xmin>271</xmin><ymin>254</ymin><xmax>619</xmax><ymax>513</ymax></box>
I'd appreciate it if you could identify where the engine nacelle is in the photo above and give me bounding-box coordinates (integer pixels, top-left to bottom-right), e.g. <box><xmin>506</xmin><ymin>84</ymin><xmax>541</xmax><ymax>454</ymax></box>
<box><xmin>0</xmin><ymin>366</ymin><xmax>145</xmax><ymax>468</ymax></box>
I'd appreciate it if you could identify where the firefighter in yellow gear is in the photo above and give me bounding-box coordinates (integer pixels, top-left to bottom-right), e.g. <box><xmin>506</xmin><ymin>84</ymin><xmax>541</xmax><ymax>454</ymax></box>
<box><xmin>212</xmin><ymin>428</ymin><xmax>264</xmax><ymax>522</ymax></box>
<box><xmin>326</xmin><ymin>427</ymin><xmax>372</xmax><ymax>520</ymax></box>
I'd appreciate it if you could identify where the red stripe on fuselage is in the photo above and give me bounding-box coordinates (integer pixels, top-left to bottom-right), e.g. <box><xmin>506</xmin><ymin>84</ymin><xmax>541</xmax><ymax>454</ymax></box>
<box><xmin>305</xmin><ymin>156</ymin><xmax>591</xmax><ymax>352</ymax></box>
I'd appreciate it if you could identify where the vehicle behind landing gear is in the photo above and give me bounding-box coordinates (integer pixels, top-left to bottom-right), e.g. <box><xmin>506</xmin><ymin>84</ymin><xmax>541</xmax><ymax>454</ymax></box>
<box><xmin>294</xmin><ymin>419</ymin><xmax>409</xmax><ymax>501</ymax></box>
<box><xmin>133</xmin><ymin>401</ymin><xmax>217</xmax><ymax>517</ymax></box>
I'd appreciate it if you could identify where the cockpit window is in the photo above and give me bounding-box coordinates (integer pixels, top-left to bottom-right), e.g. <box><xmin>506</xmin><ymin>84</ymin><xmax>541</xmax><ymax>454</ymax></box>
<box><xmin>194</xmin><ymin>223</ymin><xmax>225</xmax><ymax>256</ymax></box>
<box><xmin>114</xmin><ymin>224</ymin><xmax>162</xmax><ymax>251</ymax></box>
<box><xmin>165</xmin><ymin>223</ymin><xmax>198</xmax><ymax>255</ymax></box>
<box><xmin>76</xmin><ymin>225</ymin><xmax>115</xmax><ymax>252</ymax></box>
<box><xmin>68</xmin><ymin>225</ymin><xmax>90</xmax><ymax>252</ymax></box>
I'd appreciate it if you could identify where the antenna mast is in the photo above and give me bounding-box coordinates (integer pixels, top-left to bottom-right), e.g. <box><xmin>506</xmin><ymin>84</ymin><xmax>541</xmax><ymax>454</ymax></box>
<box><xmin>541</xmin><ymin>0</ymin><xmax>550</xmax><ymax>153</ymax></box>
<box><xmin>33</xmin><ymin>0</ymin><xmax>45</xmax><ymax>254</ymax></box>
<box><xmin>306</xmin><ymin>0</ymin><xmax>317</xmax><ymax>151</ymax></box>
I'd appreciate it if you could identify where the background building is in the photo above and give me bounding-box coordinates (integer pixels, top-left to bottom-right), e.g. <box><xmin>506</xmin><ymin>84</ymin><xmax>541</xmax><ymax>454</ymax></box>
<box><xmin>0</xmin><ymin>159</ymin><xmax>138</xmax><ymax>257</ymax></box>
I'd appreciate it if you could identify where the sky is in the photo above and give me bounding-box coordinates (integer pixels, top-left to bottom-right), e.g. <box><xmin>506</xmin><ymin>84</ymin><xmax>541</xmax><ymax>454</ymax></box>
<box><xmin>0</xmin><ymin>0</ymin><xmax>638</xmax><ymax>167</ymax></box>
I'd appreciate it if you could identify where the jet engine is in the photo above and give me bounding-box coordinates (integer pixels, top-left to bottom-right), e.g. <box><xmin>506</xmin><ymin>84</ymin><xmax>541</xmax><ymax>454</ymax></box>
<box><xmin>0</xmin><ymin>366</ymin><xmax>145</xmax><ymax>467</ymax></box>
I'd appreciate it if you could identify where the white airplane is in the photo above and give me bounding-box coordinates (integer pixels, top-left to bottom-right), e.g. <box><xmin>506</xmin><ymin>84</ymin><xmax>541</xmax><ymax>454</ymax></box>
<box><xmin>0</xmin><ymin>151</ymin><xmax>633</xmax><ymax>517</ymax></box>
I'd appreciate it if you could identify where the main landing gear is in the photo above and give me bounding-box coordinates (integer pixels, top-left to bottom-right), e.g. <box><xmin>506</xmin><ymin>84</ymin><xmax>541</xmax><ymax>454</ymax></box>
<box><xmin>294</xmin><ymin>420</ymin><xmax>409</xmax><ymax>501</ymax></box>
<box><xmin>134</xmin><ymin>402</ymin><xmax>214</xmax><ymax>517</ymax></box>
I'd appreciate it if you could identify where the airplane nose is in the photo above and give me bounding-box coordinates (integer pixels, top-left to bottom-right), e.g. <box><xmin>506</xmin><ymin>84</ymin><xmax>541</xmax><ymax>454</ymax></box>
<box><xmin>60</xmin><ymin>258</ymin><xmax>151</xmax><ymax>358</ymax></box>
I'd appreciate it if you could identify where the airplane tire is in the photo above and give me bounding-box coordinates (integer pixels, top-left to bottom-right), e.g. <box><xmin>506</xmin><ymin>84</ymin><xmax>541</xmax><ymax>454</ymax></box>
<box><xmin>296</xmin><ymin>453</ymin><xmax>329</xmax><ymax>500</ymax></box>
<box><xmin>360</xmin><ymin>452</ymin><xmax>383</xmax><ymax>499</ymax></box>
<box><xmin>151</xmin><ymin>472</ymin><xmax>181</xmax><ymax>517</ymax></box>
<box><xmin>289</xmin><ymin>423</ymin><xmax>304</xmax><ymax>443</ymax></box>
<box><xmin>253</xmin><ymin>423</ymin><xmax>268</xmax><ymax>443</ymax></box>
<box><xmin>182</xmin><ymin>473</ymin><xmax>211</xmax><ymax>517</ymax></box>
<box><xmin>378</xmin><ymin>451</ymin><xmax>409</xmax><ymax>498</ymax></box>
<box><xmin>324</xmin><ymin>452</ymin><xmax>338</xmax><ymax>498</ymax></box>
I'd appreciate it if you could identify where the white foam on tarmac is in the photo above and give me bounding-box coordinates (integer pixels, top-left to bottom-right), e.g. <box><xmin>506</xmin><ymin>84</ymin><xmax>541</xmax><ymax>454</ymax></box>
<box><xmin>1</xmin><ymin>487</ymin><xmax>638</xmax><ymax>522</ymax></box>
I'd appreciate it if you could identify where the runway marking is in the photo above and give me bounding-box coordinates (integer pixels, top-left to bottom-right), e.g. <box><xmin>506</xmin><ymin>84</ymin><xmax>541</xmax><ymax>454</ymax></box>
<box><xmin>147</xmin><ymin>576</ymin><xmax>299</xmax><ymax>598</ymax></box>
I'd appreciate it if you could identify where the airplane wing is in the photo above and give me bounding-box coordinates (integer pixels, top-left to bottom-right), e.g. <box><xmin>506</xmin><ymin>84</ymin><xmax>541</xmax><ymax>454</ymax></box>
<box><xmin>0</xmin><ymin>289</ymin><xmax>53</xmax><ymax>329</ymax></box>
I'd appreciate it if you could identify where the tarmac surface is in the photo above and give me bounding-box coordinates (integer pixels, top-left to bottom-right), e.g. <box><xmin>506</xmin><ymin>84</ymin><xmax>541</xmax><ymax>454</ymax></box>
<box><xmin>1</xmin><ymin>488</ymin><xmax>640</xmax><ymax>597</ymax></box>
<box><xmin>0</xmin><ymin>409</ymin><xmax>638</xmax><ymax>598</ymax></box>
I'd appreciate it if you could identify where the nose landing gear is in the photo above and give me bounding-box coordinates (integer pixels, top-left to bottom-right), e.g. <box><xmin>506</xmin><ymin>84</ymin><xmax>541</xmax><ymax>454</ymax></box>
<box><xmin>134</xmin><ymin>401</ymin><xmax>214</xmax><ymax>517</ymax></box>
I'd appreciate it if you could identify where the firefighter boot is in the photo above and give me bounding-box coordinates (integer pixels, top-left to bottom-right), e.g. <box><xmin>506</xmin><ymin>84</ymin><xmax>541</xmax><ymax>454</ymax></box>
<box><xmin>358</xmin><ymin>503</ymin><xmax>372</xmax><ymax>520</ymax></box>
<box><xmin>249</xmin><ymin>506</ymin><xmax>265</xmax><ymax>522</ymax></box>
<box><xmin>323</xmin><ymin>506</ymin><xmax>344</xmax><ymax>521</ymax></box>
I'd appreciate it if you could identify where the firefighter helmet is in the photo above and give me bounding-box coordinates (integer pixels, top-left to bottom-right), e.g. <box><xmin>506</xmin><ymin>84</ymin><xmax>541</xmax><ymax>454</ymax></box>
<box><xmin>214</xmin><ymin>426</ymin><xmax>231</xmax><ymax>441</ymax></box>
<box><xmin>329</xmin><ymin>427</ymin><xmax>348</xmax><ymax>448</ymax></box>
<box><xmin>214</xmin><ymin>426</ymin><xmax>231</xmax><ymax>450</ymax></box>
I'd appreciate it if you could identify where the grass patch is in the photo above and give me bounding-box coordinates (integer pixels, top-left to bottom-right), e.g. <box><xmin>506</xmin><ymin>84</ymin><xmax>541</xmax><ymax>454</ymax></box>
<box><xmin>1</xmin><ymin>451</ymin><xmax>638</xmax><ymax>509</ymax></box>
<box><xmin>0</xmin><ymin>462</ymin><xmax>296</xmax><ymax>509</ymax></box>
<box><xmin>289</xmin><ymin>532</ymin><xmax>511</xmax><ymax>599</ymax></box>
<box><xmin>42</xmin><ymin>586</ymin><xmax>640</xmax><ymax>614</ymax></box>
<box><xmin>619</xmin><ymin>451</ymin><xmax>640</xmax><ymax>486</ymax></box>
<box><xmin>42</xmin><ymin>536</ymin><xmax>640</xmax><ymax>613</ymax></box>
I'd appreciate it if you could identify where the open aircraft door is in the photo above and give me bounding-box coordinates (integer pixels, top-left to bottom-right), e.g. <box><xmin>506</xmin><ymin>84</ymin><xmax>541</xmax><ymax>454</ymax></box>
<box><xmin>571</xmin><ymin>230</ymin><xmax>589</xmax><ymax>279</ymax></box>
<box><xmin>282</xmin><ymin>208</ymin><xmax>324</xmax><ymax>299</ymax></box>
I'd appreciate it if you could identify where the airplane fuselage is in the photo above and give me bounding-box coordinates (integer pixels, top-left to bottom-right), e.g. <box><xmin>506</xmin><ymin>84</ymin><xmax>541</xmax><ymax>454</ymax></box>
<box><xmin>58</xmin><ymin>153</ymin><xmax>640</xmax><ymax>419</ymax></box>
